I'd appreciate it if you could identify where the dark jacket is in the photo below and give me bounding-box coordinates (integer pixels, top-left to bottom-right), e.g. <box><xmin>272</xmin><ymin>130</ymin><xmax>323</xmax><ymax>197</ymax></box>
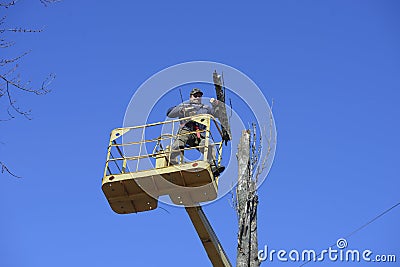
<box><xmin>167</xmin><ymin>102</ymin><xmax>215</xmax><ymax>132</ymax></box>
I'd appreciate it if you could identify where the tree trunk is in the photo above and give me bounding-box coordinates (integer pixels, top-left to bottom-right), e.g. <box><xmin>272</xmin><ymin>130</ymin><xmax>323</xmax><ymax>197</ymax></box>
<box><xmin>236</xmin><ymin>130</ymin><xmax>260</xmax><ymax>267</ymax></box>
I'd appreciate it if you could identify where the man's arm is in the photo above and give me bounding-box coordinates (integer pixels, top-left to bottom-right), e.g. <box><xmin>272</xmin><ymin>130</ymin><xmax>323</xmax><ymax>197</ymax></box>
<box><xmin>209</xmin><ymin>98</ymin><xmax>219</xmax><ymax>116</ymax></box>
<box><xmin>167</xmin><ymin>105</ymin><xmax>183</xmax><ymax>118</ymax></box>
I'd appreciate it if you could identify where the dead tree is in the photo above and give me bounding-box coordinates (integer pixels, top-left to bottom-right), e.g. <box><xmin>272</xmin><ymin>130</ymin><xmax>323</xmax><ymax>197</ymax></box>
<box><xmin>0</xmin><ymin>0</ymin><xmax>58</xmax><ymax>176</ymax></box>
<box><xmin>236</xmin><ymin>129</ymin><xmax>260</xmax><ymax>267</ymax></box>
<box><xmin>236</xmin><ymin>98</ymin><xmax>275</xmax><ymax>266</ymax></box>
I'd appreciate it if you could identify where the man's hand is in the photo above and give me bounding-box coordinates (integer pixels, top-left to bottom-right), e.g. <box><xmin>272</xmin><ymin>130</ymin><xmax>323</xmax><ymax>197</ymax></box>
<box><xmin>222</xmin><ymin>132</ymin><xmax>230</xmax><ymax>145</ymax></box>
<box><xmin>210</xmin><ymin>98</ymin><xmax>219</xmax><ymax>106</ymax></box>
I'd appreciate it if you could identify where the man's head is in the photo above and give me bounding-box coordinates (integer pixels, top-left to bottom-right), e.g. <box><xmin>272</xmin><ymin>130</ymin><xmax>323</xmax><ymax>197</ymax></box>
<box><xmin>190</xmin><ymin>88</ymin><xmax>203</xmax><ymax>103</ymax></box>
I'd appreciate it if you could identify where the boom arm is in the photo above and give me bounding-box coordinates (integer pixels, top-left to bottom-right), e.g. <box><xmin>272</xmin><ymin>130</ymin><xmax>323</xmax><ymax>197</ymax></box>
<box><xmin>185</xmin><ymin>206</ymin><xmax>232</xmax><ymax>267</ymax></box>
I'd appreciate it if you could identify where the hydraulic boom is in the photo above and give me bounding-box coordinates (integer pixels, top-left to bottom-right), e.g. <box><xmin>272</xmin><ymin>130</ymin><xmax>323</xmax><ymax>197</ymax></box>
<box><xmin>185</xmin><ymin>206</ymin><xmax>232</xmax><ymax>267</ymax></box>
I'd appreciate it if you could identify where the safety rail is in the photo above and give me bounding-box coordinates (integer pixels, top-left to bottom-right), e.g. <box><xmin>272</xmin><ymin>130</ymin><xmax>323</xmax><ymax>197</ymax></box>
<box><xmin>104</xmin><ymin>114</ymin><xmax>224</xmax><ymax>177</ymax></box>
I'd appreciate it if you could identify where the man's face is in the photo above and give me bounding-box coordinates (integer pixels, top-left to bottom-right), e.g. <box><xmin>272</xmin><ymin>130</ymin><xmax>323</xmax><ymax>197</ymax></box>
<box><xmin>190</xmin><ymin>93</ymin><xmax>202</xmax><ymax>104</ymax></box>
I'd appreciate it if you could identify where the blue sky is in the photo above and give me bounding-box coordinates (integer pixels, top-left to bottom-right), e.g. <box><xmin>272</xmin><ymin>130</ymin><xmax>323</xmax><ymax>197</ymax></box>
<box><xmin>1</xmin><ymin>1</ymin><xmax>399</xmax><ymax>266</ymax></box>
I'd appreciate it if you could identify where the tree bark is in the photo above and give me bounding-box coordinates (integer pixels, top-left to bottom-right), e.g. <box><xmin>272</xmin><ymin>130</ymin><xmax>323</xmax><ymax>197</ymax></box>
<box><xmin>236</xmin><ymin>130</ymin><xmax>260</xmax><ymax>267</ymax></box>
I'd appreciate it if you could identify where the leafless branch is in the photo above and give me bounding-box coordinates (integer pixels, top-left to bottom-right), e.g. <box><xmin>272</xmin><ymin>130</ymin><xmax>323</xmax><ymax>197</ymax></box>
<box><xmin>2</xmin><ymin>63</ymin><xmax>18</xmax><ymax>76</ymax></box>
<box><xmin>1</xmin><ymin>0</ymin><xmax>60</xmax><ymax>8</ymax></box>
<box><xmin>0</xmin><ymin>0</ymin><xmax>17</xmax><ymax>8</ymax></box>
<box><xmin>0</xmin><ymin>70</ymin><xmax>54</xmax><ymax>119</ymax></box>
<box><xmin>40</xmin><ymin>0</ymin><xmax>61</xmax><ymax>7</ymax></box>
<box><xmin>253</xmin><ymin>99</ymin><xmax>276</xmax><ymax>184</ymax></box>
<box><xmin>4</xmin><ymin>27</ymin><xmax>43</xmax><ymax>33</ymax></box>
<box><xmin>0</xmin><ymin>38</ymin><xmax>14</xmax><ymax>48</ymax></box>
<box><xmin>0</xmin><ymin>51</ymin><xmax>30</xmax><ymax>66</ymax></box>
<box><xmin>1</xmin><ymin>0</ymin><xmax>58</xmax><ymax>178</ymax></box>
<box><xmin>5</xmin><ymin>81</ymin><xmax>31</xmax><ymax>119</ymax></box>
<box><xmin>0</xmin><ymin>107</ymin><xmax>15</xmax><ymax>121</ymax></box>
<box><xmin>250</xmin><ymin>123</ymin><xmax>258</xmax><ymax>177</ymax></box>
<box><xmin>1</xmin><ymin>161</ymin><xmax>21</xmax><ymax>178</ymax></box>
<box><xmin>229</xmin><ymin>181</ymin><xmax>238</xmax><ymax>214</ymax></box>
<box><xmin>1</xmin><ymin>70</ymin><xmax>54</xmax><ymax>95</ymax></box>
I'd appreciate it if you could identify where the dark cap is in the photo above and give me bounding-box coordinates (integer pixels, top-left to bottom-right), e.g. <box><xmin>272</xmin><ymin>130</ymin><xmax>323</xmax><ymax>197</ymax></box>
<box><xmin>190</xmin><ymin>88</ymin><xmax>203</xmax><ymax>96</ymax></box>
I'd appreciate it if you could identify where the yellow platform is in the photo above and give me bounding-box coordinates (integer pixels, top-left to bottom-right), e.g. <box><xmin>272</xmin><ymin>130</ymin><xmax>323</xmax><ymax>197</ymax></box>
<box><xmin>102</xmin><ymin>160</ymin><xmax>218</xmax><ymax>214</ymax></box>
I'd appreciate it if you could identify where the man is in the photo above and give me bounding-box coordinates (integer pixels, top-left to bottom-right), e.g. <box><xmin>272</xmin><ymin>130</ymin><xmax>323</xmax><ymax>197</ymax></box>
<box><xmin>167</xmin><ymin>88</ymin><xmax>225</xmax><ymax>176</ymax></box>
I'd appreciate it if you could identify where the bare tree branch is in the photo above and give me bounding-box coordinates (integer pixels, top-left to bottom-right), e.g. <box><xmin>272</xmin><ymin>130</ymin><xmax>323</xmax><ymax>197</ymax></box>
<box><xmin>0</xmin><ymin>38</ymin><xmax>14</xmax><ymax>48</ymax></box>
<box><xmin>5</xmin><ymin>81</ymin><xmax>31</xmax><ymax>119</ymax></box>
<box><xmin>3</xmin><ymin>27</ymin><xmax>43</xmax><ymax>33</ymax></box>
<box><xmin>40</xmin><ymin>0</ymin><xmax>61</xmax><ymax>7</ymax></box>
<box><xmin>0</xmin><ymin>51</ymin><xmax>30</xmax><ymax>66</ymax></box>
<box><xmin>229</xmin><ymin>182</ymin><xmax>237</xmax><ymax>211</ymax></box>
<box><xmin>1</xmin><ymin>0</ymin><xmax>58</xmax><ymax>178</ymax></box>
<box><xmin>0</xmin><ymin>106</ymin><xmax>15</xmax><ymax>121</ymax></box>
<box><xmin>253</xmin><ymin>99</ymin><xmax>276</xmax><ymax>184</ymax></box>
<box><xmin>0</xmin><ymin>1</ymin><xmax>17</xmax><ymax>8</ymax></box>
<box><xmin>1</xmin><ymin>161</ymin><xmax>21</xmax><ymax>178</ymax></box>
<box><xmin>0</xmin><ymin>71</ymin><xmax>54</xmax><ymax>94</ymax></box>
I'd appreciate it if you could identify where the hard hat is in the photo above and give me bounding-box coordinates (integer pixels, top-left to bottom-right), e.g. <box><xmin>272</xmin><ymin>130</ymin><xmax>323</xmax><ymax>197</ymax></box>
<box><xmin>190</xmin><ymin>88</ymin><xmax>203</xmax><ymax>96</ymax></box>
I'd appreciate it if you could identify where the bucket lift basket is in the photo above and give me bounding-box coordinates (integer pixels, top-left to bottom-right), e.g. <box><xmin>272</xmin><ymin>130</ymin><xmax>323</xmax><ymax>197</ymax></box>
<box><xmin>102</xmin><ymin>114</ymin><xmax>224</xmax><ymax>214</ymax></box>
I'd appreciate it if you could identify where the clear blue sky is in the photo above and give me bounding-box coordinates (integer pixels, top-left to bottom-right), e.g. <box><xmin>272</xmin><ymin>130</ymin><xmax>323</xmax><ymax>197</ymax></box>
<box><xmin>1</xmin><ymin>1</ymin><xmax>399</xmax><ymax>266</ymax></box>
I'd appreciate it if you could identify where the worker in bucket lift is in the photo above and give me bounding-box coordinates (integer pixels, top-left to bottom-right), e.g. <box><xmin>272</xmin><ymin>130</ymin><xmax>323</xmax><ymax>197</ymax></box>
<box><xmin>167</xmin><ymin>88</ymin><xmax>225</xmax><ymax>176</ymax></box>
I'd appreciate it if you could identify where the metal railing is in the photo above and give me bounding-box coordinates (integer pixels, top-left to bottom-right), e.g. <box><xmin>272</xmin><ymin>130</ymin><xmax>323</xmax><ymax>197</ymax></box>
<box><xmin>103</xmin><ymin>114</ymin><xmax>224</xmax><ymax>177</ymax></box>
